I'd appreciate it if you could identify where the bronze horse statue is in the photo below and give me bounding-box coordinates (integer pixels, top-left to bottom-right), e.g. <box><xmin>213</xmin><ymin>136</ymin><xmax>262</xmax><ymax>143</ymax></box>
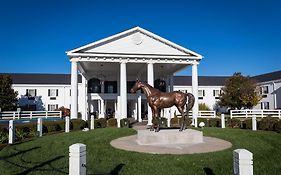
<box><xmin>130</xmin><ymin>80</ymin><xmax>195</xmax><ymax>132</ymax></box>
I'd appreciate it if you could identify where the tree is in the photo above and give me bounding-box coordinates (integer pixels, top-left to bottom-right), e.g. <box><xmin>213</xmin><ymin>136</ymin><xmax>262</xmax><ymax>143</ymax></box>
<box><xmin>0</xmin><ymin>75</ymin><xmax>18</xmax><ymax>111</ymax></box>
<box><xmin>219</xmin><ymin>72</ymin><xmax>261</xmax><ymax>109</ymax></box>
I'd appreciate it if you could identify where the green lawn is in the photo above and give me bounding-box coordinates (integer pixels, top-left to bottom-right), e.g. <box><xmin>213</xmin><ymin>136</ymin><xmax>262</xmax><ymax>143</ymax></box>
<box><xmin>0</xmin><ymin>127</ymin><xmax>280</xmax><ymax>175</ymax></box>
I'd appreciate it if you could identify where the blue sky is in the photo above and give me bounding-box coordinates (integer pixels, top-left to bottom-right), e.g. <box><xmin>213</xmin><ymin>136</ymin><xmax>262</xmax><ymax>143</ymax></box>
<box><xmin>0</xmin><ymin>0</ymin><xmax>280</xmax><ymax>76</ymax></box>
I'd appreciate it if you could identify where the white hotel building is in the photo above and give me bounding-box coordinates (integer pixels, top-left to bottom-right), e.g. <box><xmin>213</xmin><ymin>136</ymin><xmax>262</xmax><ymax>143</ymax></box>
<box><xmin>2</xmin><ymin>27</ymin><xmax>281</xmax><ymax>124</ymax></box>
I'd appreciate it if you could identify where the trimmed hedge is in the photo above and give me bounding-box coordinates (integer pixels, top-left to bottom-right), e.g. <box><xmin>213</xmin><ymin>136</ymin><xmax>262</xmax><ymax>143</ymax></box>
<box><xmin>120</xmin><ymin>118</ymin><xmax>130</xmax><ymax>128</ymax></box>
<box><xmin>0</xmin><ymin>128</ymin><xmax>8</xmax><ymax>143</ymax></box>
<box><xmin>227</xmin><ymin>118</ymin><xmax>241</xmax><ymax>128</ymax></box>
<box><xmin>258</xmin><ymin>117</ymin><xmax>278</xmax><ymax>131</ymax></box>
<box><xmin>96</xmin><ymin>118</ymin><xmax>107</xmax><ymax>128</ymax></box>
<box><xmin>170</xmin><ymin>117</ymin><xmax>180</xmax><ymax>127</ymax></box>
<box><xmin>70</xmin><ymin>119</ymin><xmax>88</xmax><ymax>131</ymax></box>
<box><xmin>275</xmin><ymin>120</ymin><xmax>281</xmax><ymax>133</ymax></box>
<box><xmin>107</xmin><ymin>118</ymin><xmax>117</xmax><ymax>127</ymax></box>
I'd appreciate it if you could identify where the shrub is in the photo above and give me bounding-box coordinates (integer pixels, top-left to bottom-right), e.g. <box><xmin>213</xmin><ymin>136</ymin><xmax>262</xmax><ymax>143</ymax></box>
<box><xmin>71</xmin><ymin>119</ymin><xmax>88</xmax><ymax>130</ymax></box>
<box><xmin>16</xmin><ymin>122</ymin><xmax>37</xmax><ymax>137</ymax></box>
<box><xmin>43</xmin><ymin>121</ymin><xmax>62</xmax><ymax>133</ymax></box>
<box><xmin>170</xmin><ymin>117</ymin><xmax>180</xmax><ymax>127</ymax></box>
<box><xmin>227</xmin><ymin>118</ymin><xmax>241</xmax><ymax>128</ymax></box>
<box><xmin>274</xmin><ymin>120</ymin><xmax>281</xmax><ymax>133</ymax></box>
<box><xmin>208</xmin><ymin>118</ymin><xmax>221</xmax><ymax>127</ymax></box>
<box><xmin>96</xmin><ymin>118</ymin><xmax>107</xmax><ymax>128</ymax></box>
<box><xmin>160</xmin><ymin>117</ymin><xmax>167</xmax><ymax>127</ymax></box>
<box><xmin>242</xmin><ymin>119</ymin><xmax>252</xmax><ymax>129</ymax></box>
<box><xmin>199</xmin><ymin>103</ymin><xmax>211</xmax><ymax>111</ymax></box>
<box><xmin>258</xmin><ymin>116</ymin><xmax>278</xmax><ymax>131</ymax></box>
<box><xmin>120</xmin><ymin>118</ymin><xmax>130</xmax><ymax>128</ymax></box>
<box><xmin>107</xmin><ymin>118</ymin><xmax>117</xmax><ymax>127</ymax></box>
<box><xmin>16</xmin><ymin>129</ymin><xmax>29</xmax><ymax>141</ymax></box>
<box><xmin>0</xmin><ymin>129</ymin><xmax>8</xmax><ymax>143</ymax></box>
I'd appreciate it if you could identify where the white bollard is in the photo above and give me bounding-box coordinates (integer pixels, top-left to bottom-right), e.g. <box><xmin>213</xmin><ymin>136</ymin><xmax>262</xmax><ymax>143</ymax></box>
<box><xmin>69</xmin><ymin>143</ymin><xmax>86</xmax><ymax>175</ymax></box>
<box><xmin>233</xmin><ymin>149</ymin><xmax>253</xmax><ymax>175</ymax></box>
<box><xmin>221</xmin><ymin>114</ymin><xmax>225</xmax><ymax>128</ymax></box>
<box><xmin>252</xmin><ymin>115</ymin><xmax>257</xmax><ymax>131</ymax></box>
<box><xmin>167</xmin><ymin>114</ymin><xmax>171</xmax><ymax>127</ymax></box>
<box><xmin>65</xmin><ymin>116</ymin><xmax>70</xmax><ymax>133</ymax></box>
<box><xmin>117</xmin><ymin>118</ymin><xmax>121</xmax><ymax>128</ymax></box>
<box><xmin>37</xmin><ymin>118</ymin><xmax>42</xmax><ymax>137</ymax></box>
<box><xmin>8</xmin><ymin>120</ymin><xmax>15</xmax><ymax>144</ymax></box>
<box><xmin>90</xmin><ymin>115</ymin><xmax>95</xmax><ymax>130</ymax></box>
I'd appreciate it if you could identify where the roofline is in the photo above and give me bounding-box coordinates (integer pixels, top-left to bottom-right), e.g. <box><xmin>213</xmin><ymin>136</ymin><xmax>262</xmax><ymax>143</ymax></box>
<box><xmin>66</xmin><ymin>26</ymin><xmax>203</xmax><ymax>59</ymax></box>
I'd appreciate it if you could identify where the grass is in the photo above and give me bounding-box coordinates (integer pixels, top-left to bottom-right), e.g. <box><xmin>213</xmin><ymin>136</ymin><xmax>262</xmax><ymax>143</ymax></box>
<box><xmin>0</xmin><ymin>127</ymin><xmax>280</xmax><ymax>175</ymax></box>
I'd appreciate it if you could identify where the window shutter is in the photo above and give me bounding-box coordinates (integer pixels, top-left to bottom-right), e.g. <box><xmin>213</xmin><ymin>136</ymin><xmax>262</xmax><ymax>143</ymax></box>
<box><xmin>56</xmin><ymin>89</ymin><xmax>58</xmax><ymax>96</ymax></box>
<box><xmin>26</xmin><ymin>89</ymin><xmax>28</xmax><ymax>96</ymax></box>
<box><xmin>35</xmin><ymin>89</ymin><xmax>37</xmax><ymax>96</ymax></box>
<box><xmin>203</xmin><ymin>90</ymin><xmax>205</xmax><ymax>96</ymax></box>
<box><xmin>48</xmin><ymin>89</ymin><xmax>50</xmax><ymax>96</ymax></box>
<box><xmin>213</xmin><ymin>90</ymin><xmax>215</xmax><ymax>96</ymax></box>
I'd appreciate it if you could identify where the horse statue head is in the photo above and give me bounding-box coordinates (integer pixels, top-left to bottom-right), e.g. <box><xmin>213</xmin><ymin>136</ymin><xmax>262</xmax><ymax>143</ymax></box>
<box><xmin>130</xmin><ymin>80</ymin><xmax>143</xmax><ymax>93</ymax></box>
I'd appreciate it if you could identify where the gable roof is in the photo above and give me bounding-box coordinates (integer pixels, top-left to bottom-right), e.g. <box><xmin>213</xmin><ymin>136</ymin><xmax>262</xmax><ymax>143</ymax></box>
<box><xmin>0</xmin><ymin>73</ymin><xmax>82</xmax><ymax>85</ymax></box>
<box><xmin>66</xmin><ymin>26</ymin><xmax>203</xmax><ymax>59</ymax></box>
<box><xmin>251</xmin><ymin>70</ymin><xmax>281</xmax><ymax>83</ymax></box>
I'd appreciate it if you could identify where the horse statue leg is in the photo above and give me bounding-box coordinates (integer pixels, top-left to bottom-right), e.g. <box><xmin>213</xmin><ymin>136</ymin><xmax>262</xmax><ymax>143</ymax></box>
<box><xmin>178</xmin><ymin>106</ymin><xmax>186</xmax><ymax>131</ymax></box>
<box><xmin>155</xmin><ymin>109</ymin><xmax>160</xmax><ymax>132</ymax></box>
<box><xmin>150</xmin><ymin>108</ymin><xmax>155</xmax><ymax>131</ymax></box>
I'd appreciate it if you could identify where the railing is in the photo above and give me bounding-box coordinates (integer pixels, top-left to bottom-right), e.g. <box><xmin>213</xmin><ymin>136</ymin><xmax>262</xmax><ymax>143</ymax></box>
<box><xmin>230</xmin><ymin>109</ymin><xmax>281</xmax><ymax>119</ymax></box>
<box><xmin>186</xmin><ymin>110</ymin><xmax>216</xmax><ymax>118</ymax></box>
<box><xmin>0</xmin><ymin>111</ymin><xmax>62</xmax><ymax>120</ymax></box>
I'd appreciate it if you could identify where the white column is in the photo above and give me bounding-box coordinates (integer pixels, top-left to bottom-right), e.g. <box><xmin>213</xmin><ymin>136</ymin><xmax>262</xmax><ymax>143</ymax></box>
<box><xmin>233</xmin><ymin>149</ymin><xmax>253</xmax><ymax>175</ymax></box>
<box><xmin>252</xmin><ymin>115</ymin><xmax>257</xmax><ymax>131</ymax></box>
<box><xmin>120</xmin><ymin>61</ymin><xmax>127</xmax><ymax>119</ymax></box>
<box><xmin>71</xmin><ymin>61</ymin><xmax>78</xmax><ymax>119</ymax></box>
<box><xmin>221</xmin><ymin>114</ymin><xmax>225</xmax><ymax>128</ymax></box>
<box><xmin>169</xmin><ymin>74</ymin><xmax>174</xmax><ymax>92</ymax></box>
<box><xmin>69</xmin><ymin>143</ymin><xmax>86</xmax><ymax>175</ymax></box>
<box><xmin>100</xmin><ymin>99</ymin><xmax>105</xmax><ymax>118</ymax></box>
<box><xmin>37</xmin><ymin>118</ymin><xmax>42</xmax><ymax>137</ymax></box>
<box><xmin>138</xmin><ymin>95</ymin><xmax>142</xmax><ymax>122</ymax></box>
<box><xmin>117</xmin><ymin>96</ymin><xmax>121</xmax><ymax>127</ymax></box>
<box><xmin>192</xmin><ymin>62</ymin><xmax>199</xmax><ymax>127</ymax></box>
<box><xmin>65</xmin><ymin>116</ymin><xmax>70</xmax><ymax>133</ymax></box>
<box><xmin>8</xmin><ymin>120</ymin><xmax>14</xmax><ymax>144</ymax></box>
<box><xmin>81</xmin><ymin>75</ymin><xmax>87</xmax><ymax>121</ymax></box>
<box><xmin>147</xmin><ymin>62</ymin><xmax>154</xmax><ymax>125</ymax></box>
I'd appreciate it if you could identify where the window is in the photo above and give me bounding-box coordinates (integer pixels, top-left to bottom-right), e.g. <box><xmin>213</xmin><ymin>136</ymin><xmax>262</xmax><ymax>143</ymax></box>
<box><xmin>26</xmin><ymin>89</ymin><xmax>37</xmax><ymax>97</ymax></box>
<box><xmin>213</xmin><ymin>90</ymin><xmax>221</xmax><ymax>99</ymax></box>
<box><xmin>104</xmin><ymin>81</ymin><xmax>117</xmax><ymax>93</ymax></box>
<box><xmin>48</xmin><ymin>89</ymin><xmax>58</xmax><ymax>97</ymax></box>
<box><xmin>198</xmin><ymin>90</ymin><xmax>205</xmax><ymax>99</ymax></box>
<box><xmin>259</xmin><ymin>86</ymin><xmax>269</xmax><ymax>94</ymax></box>
<box><xmin>48</xmin><ymin>104</ymin><xmax>58</xmax><ymax>111</ymax></box>
<box><xmin>261</xmin><ymin>102</ymin><xmax>269</xmax><ymax>109</ymax></box>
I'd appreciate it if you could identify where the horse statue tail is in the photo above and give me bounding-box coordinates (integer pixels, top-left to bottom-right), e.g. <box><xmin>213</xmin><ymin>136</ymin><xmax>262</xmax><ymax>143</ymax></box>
<box><xmin>185</xmin><ymin>93</ymin><xmax>195</xmax><ymax>114</ymax></box>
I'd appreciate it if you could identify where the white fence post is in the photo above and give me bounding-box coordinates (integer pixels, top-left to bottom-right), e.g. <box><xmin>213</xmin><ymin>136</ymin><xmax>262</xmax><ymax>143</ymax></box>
<box><xmin>37</xmin><ymin>118</ymin><xmax>43</xmax><ymax>137</ymax></box>
<box><xmin>13</xmin><ymin>112</ymin><xmax>16</xmax><ymax>120</ymax></box>
<box><xmin>90</xmin><ymin>115</ymin><xmax>95</xmax><ymax>130</ymax></box>
<box><xmin>167</xmin><ymin>110</ymin><xmax>171</xmax><ymax>127</ymax></box>
<box><xmin>221</xmin><ymin>114</ymin><xmax>225</xmax><ymax>128</ymax></box>
<box><xmin>230</xmin><ymin>110</ymin><xmax>233</xmax><ymax>119</ymax></box>
<box><xmin>30</xmin><ymin>112</ymin><xmax>32</xmax><ymax>119</ymax></box>
<box><xmin>65</xmin><ymin>116</ymin><xmax>70</xmax><ymax>133</ymax></box>
<box><xmin>233</xmin><ymin>149</ymin><xmax>253</xmax><ymax>175</ymax></box>
<box><xmin>8</xmin><ymin>120</ymin><xmax>15</xmax><ymax>144</ymax></box>
<box><xmin>252</xmin><ymin>115</ymin><xmax>257</xmax><ymax>131</ymax></box>
<box><xmin>69</xmin><ymin>143</ymin><xmax>86</xmax><ymax>175</ymax></box>
<box><xmin>45</xmin><ymin>111</ymin><xmax>48</xmax><ymax>118</ymax></box>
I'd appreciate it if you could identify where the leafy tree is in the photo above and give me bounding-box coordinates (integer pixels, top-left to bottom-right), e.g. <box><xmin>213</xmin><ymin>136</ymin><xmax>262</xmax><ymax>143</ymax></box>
<box><xmin>0</xmin><ymin>75</ymin><xmax>18</xmax><ymax>111</ymax></box>
<box><xmin>219</xmin><ymin>72</ymin><xmax>261</xmax><ymax>109</ymax></box>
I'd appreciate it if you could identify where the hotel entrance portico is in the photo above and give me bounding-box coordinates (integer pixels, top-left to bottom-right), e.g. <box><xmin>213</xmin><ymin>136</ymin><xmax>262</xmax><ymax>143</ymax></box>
<box><xmin>66</xmin><ymin>27</ymin><xmax>203</xmax><ymax>126</ymax></box>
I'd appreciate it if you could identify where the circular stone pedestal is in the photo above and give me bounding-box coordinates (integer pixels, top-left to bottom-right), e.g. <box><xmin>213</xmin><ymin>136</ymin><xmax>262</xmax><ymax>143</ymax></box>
<box><xmin>110</xmin><ymin>129</ymin><xmax>232</xmax><ymax>154</ymax></box>
<box><xmin>137</xmin><ymin>129</ymin><xmax>203</xmax><ymax>145</ymax></box>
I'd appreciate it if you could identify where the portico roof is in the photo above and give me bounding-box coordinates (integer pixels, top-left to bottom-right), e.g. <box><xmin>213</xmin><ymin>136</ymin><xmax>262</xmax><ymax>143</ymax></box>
<box><xmin>66</xmin><ymin>27</ymin><xmax>203</xmax><ymax>80</ymax></box>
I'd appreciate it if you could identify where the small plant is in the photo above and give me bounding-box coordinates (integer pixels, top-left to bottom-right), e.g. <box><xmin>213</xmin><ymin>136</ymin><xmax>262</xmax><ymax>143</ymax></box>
<box><xmin>242</xmin><ymin>119</ymin><xmax>252</xmax><ymax>129</ymax></box>
<box><xmin>227</xmin><ymin>118</ymin><xmax>241</xmax><ymax>128</ymax></box>
<box><xmin>170</xmin><ymin>117</ymin><xmax>180</xmax><ymax>127</ymax></box>
<box><xmin>97</xmin><ymin>118</ymin><xmax>107</xmax><ymax>128</ymax></box>
<box><xmin>16</xmin><ymin>129</ymin><xmax>28</xmax><ymax>141</ymax></box>
<box><xmin>120</xmin><ymin>118</ymin><xmax>130</xmax><ymax>128</ymax></box>
<box><xmin>208</xmin><ymin>118</ymin><xmax>221</xmax><ymax>127</ymax></box>
<box><xmin>258</xmin><ymin>116</ymin><xmax>278</xmax><ymax>131</ymax></box>
<box><xmin>0</xmin><ymin>131</ymin><xmax>8</xmax><ymax>143</ymax></box>
<box><xmin>107</xmin><ymin>118</ymin><xmax>117</xmax><ymax>127</ymax></box>
<box><xmin>274</xmin><ymin>120</ymin><xmax>281</xmax><ymax>133</ymax></box>
<box><xmin>199</xmin><ymin>103</ymin><xmax>211</xmax><ymax>111</ymax></box>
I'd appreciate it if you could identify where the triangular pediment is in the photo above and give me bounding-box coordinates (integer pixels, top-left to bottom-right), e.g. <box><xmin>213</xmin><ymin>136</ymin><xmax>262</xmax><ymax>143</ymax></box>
<box><xmin>67</xmin><ymin>27</ymin><xmax>202</xmax><ymax>59</ymax></box>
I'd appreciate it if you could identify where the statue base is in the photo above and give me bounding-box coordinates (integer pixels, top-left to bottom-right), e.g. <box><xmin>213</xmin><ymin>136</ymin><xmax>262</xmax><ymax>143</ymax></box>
<box><xmin>137</xmin><ymin>129</ymin><xmax>203</xmax><ymax>145</ymax></box>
